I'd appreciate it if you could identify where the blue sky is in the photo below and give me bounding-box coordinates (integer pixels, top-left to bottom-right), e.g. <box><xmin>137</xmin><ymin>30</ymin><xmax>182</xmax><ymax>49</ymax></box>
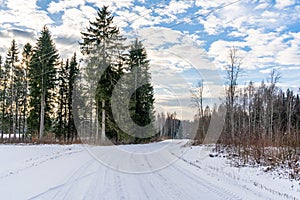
<box><xmin>0</xmin><ymin>0</ymin><xmax>300</xmax><ymax>120</ymax></box>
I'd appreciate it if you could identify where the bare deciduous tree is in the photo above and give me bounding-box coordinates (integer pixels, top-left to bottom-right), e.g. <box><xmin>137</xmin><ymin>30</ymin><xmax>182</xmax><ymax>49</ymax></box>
<box><xmin>191</xmin><ymin>80</ymin><xmax>204</xmax><ymax>140</ymax></box>
<box><xmin>225</xmin><ymin>47</ymin><xmax>242</xmax><ymax>142</ymax></box>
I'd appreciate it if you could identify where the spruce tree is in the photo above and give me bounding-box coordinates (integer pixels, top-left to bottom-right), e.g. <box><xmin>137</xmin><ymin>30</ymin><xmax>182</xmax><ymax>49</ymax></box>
<box><xmin>127</xmin><ymin>39</ymin><xmax>155</xmax><ymax>142</ymax></box>
<box><xmin>55</xmin><ymin>60</ymin><xmax>69</xmax><ymax>141</ymax></box>
<box><xmin>67</xmin><ymin>53</ymin><xmax>79</xmax><ymax>142</ymax></box>
<box><xmin>20</xmin><ymin>43</ymin><xmax>32</xmax><ymax>141</ymax></box>
<box><xmin>5</xmin><ymin>40</ymin><xmax>20</xmax><ymax>141</ymax></box>
<box><xmin>80</xmin><ymin>6</ymin><xmax>126</xmax><ymax>143</ymax></box>
<box><xmin>0</xmin><ymin>58</ymin><xmax>10</xmax><ymax>140</ymax></box>
<box><xmin>0</xmin><ymin>56</ymin><xmax>4</xmax><ymax>140</ymax></box>
<box><xmin>28</xmin><ymin>26</ymin><xmax>59</xmax><ymax>140</ymax></box>
<box><xmin>54</xmin><ymin>53</ymin><xmax>79</xmax><ymax>142</ymax></box>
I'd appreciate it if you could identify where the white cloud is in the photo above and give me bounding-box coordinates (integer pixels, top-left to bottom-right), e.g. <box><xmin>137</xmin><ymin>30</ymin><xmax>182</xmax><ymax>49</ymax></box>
<box><xmin>196</xmin><ymin>0</ymin><xmax>299</xmax><ymax>37</ymax></box>
<box><xmin>85</xmin><ymin>0</ymin><xmax>135</xmax><ymax>12</ymax></box>
<box><xmin>134</xmin><ymin>27</ymin><xmax>182</xmax><ymax>49</ymax></box>
<box><xmin>195</xmin><ymin>0</ymin><xmax>229</xmax><ymax>9</ymax></box>
<box><xmin>275</xmin><ymin>0</ymin><xmax>295</xmax><ymax>9</ymax></box>
<box><xmin>277</xmin><ymin>44</ymin><xmax>300</xmax><ymax>65</ymax></box>
<box><xmin>115</xmin><ymin>6</ymin><xmax>164</xmax><ymax>29</ymax></box>
<box><xmin>254</xmin><ymin>2</ymin><xmax>269</xmax><ymax>10</ymax></box>
<box><xmin>259</xmin><ymin>68</ymin><xmax>274</xmax><ymax>74</ymax></box>
<box><xmin>6</xmin><ymin>0</ymin><xmax>37</xmax><ymax>11</ymax></box>
<box><xmin>157</xmin><ymin>0</ymin><xmax>192</xmax><ymax>15</ymax></box>
<box><xmin>0</xmin><ymin>0</ymin><xmax>53</xmax><ymax>32</ymax></box>
<box><xmin>51</xmin><ymin>7</ymin><xmax>91</xmax><ymax>38</ymax></box>
<box><xmin>49</xmin><ymin>6</ymin><xmax>97</xmax><ymax>58</ymax></box>
<box><xmin>208</xmin><ymin>28</ymin><xmax>298</xmax><ymax>71</ymax></box>
<box><xmin>47</xmin><ymin>0</ymin><xmax>85</xmax><ymax>14</ymax></box>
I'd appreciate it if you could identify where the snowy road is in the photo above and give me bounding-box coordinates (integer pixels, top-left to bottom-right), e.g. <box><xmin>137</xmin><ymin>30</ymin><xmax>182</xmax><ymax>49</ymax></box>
<box><xmin>0</xmin><ymin>141</ymin><xmax>299</xmax><ymax>200</ymax></box>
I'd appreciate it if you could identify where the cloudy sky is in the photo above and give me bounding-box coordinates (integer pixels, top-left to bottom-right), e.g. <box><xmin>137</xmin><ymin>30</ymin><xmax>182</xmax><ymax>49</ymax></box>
<box><xmin>0</xmin><ymin>0</ymin><xmax>300</xmax><ymax>120</ymax></box>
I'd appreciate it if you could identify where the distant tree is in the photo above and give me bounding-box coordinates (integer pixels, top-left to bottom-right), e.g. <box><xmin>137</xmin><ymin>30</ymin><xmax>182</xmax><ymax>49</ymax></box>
<box><xmin>28</xmin><ymin>26</ymin><xmax>59</xmax><ymax>140</ymax></box>
<box><xmin>164</xmin><ymin>112</ymin><xmax>181</xmax><ymax>139</ymax></box>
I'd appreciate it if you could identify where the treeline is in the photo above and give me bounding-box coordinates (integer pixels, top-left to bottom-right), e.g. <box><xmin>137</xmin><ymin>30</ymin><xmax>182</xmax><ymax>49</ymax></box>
<box><xmin>193</xmin><ymin>48</ymin><xmax>300</xmax><ymax>179</ymax></box>
<box><xmin>156</xmin><ymin>112</ymin><xmax>182</xmax><ymax>139</ymax></box>
<box><xmin>221</xmin><ymin>78</ymin><xmax>300</xmax><ymax>147</ymax></box>
<box><xmin>0</xmin><ymin>6</ymin><xmax>156</xmax><ymax>144</ymax></box>
<box><xmin>0</xmin><ymin>28</ymin><xmax>79</xmax><ymax>143</ymax></box>
<box><xmin>221</xmin><ymin>77</ymin><xmax>300</xmax><ymax>179</ymax></box>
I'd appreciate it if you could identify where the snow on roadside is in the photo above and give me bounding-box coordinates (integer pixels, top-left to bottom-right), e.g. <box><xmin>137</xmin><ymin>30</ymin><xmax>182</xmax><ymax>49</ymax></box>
<box><xmin>0</xmin><ymin>144</ymin><xmax>88</xmax><ymax>199</ymax></box>
<box><xmin>177</xmin><ymin>144</ymin><xmax>300</xmax><ymax>200</ymax></box>
<box><xmin>0</xmin><ymin>144</ymin><xmax>83</xmax><ymax>178</ymax></box>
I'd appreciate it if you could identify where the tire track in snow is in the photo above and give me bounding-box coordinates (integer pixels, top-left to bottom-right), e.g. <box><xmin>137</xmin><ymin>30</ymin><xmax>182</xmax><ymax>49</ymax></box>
<box><xmin>169</xmin><ymin>151</ymin><xmax>242</xmax><ymax>200</ymax></box>
<box><xmin>114</xmin><ymin>175</ymin><xmax>127</xmax><ymax>200</ymax></box>
<box><xmin>170</xmin><ymin>163</ymin><xmax>242</xmax><ymax>200</ymax></box>
<box><xmin>53</xmin><ymin>158</ymin><xmax>98</xmax><ymax>200</ymax></box>
<box><xmin>29</xmin><ymin>158</ymin><xmax>96</xmax><ymax>200</ymax></box>
<box><xmin>141</xmin><ymin>154</ymin><xmax>192</xmax><ymax>200</ymax></box>
<box><xmin>0</xmin><ymin>148</ymin><xmax>83</xmax><ymax>180</ymax></box>
<box><xmin>82</xmin><ymin>166</ymin><xmax>103</xmax><ymax>200</ymax></box>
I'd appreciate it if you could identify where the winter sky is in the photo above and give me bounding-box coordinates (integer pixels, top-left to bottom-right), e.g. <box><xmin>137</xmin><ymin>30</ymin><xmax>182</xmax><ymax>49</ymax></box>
<box><xmin>0</xmin><ymin>0</ymin><xmax>299</xmax><ymax>120</ymax></box>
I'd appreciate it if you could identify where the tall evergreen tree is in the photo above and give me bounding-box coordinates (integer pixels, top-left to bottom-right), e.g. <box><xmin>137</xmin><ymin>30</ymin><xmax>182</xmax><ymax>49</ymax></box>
<box><xmin>28</xmin><ymin>26</ymin><xmax>59</xmax><ymax>140</ymax></box>
<box><xmin>0</xmin><ymin>57</ymin><xmax>10</xmax><ymax>140</ymax></box>
<box><xmin>55</xmin><ymin>60</ymin><xmax>69</xmax><ymax>140</ymax></box>
<box><xmin>20</xmin><ymin>43</ymin><xmax>32</xmax><ymax>141</ymax></box>
<box><xmin>54</xmin><ymin>53</ymin><xmax>79</xmax><ymax>142</ymax></box>
<box><xmin>5</xmin><ymin>40</ymin><xmax>20</xmax><ymax>141</ymax></box>
<box><xmin>127</xmin><ymin>39</ymin><xmax>155</xmax><ymax>142</ymax></box>
<box><xmin>80</xmin><ymin>6</ymin><xmax>126</xmax><ymax>143</ymax></box>
<box><xmin>67</xmin><ymin>53</ymin><xmax>79</xmax><ymax>142</ymax></box>
<box><xmin>0</xmin><ymin>55</ymin><xmax>4</xmax><ymax>140</ymax></box>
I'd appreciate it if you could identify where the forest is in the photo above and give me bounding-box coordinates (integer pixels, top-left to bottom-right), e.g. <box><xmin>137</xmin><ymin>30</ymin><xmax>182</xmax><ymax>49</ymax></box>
<box><xmin>0</xmin><ymin>6</ymin><xmax>155</xmax><ymax>144</ymax></box>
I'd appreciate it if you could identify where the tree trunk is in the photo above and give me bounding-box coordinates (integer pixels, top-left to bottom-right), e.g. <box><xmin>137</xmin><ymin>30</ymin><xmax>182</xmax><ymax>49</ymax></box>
<box><xmin>101</xmin><ymin>99</ymin><xmax>105</xmax><ymax>143</ymax></box>
<box><xmin>39</xmin><ymin>89</ymin><xmax>45</xmax><ymax>140</ymax></box>
<box><xmin>96</xmin><ymin>100</ymin><xmax>99</xmax><ymax>142</ymax></box>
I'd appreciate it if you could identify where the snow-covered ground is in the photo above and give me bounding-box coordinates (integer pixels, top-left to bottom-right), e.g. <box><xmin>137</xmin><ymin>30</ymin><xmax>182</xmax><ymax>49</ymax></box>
<box><xmin>0</xmin><ymin>140</ymin><xmax>299</xmax><ymax>200</ymax></box>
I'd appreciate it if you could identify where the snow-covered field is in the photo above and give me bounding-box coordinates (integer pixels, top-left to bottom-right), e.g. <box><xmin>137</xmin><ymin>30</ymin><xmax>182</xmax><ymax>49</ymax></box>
<box><xmin>0</xmin><ymin>140</ymin><xmax>299</xmax><ymax>200</ymax></box>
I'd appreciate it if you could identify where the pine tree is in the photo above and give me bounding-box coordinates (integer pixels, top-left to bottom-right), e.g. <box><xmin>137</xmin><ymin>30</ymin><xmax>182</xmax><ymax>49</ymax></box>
<box><xmin>127</xmin><ymin>39</ymin><xmax>155</xmax><ymax>142</ymax></box>
<box><xmin>28</xmin><ymin>26</ymin><xmax>59</xmax><ymax>140</ymax></box>
<box><xmin>80</xmin><ymin>6</ymin><xmax>126</xmax><ymax>144</ymax></box>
